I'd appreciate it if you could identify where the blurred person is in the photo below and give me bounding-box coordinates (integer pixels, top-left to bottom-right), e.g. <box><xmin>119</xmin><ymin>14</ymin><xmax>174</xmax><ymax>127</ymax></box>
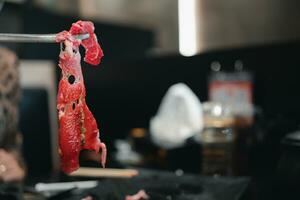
<box><xmin>0</xmin><ymin>46</ymin><xmax>25</xmax><ymax>182</ymax></box>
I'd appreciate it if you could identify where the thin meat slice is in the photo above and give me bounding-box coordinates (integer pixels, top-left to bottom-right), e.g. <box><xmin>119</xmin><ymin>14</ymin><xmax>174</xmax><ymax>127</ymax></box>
<box><xmin>69</xmin><ymin>20</ymin><xmax>103</xmax><ymax>65</ymax></box>
<box><xmin>56</xmin><ymin>20</ymin><xmax>106</xmax><ymax>174</ymax></box>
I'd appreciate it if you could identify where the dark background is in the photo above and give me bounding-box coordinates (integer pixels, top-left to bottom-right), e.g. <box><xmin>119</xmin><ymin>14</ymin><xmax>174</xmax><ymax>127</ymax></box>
<box><xmin>1</xmin><ymin>3</ymin><xmax>300</xmax><ymax>178</ymax></box>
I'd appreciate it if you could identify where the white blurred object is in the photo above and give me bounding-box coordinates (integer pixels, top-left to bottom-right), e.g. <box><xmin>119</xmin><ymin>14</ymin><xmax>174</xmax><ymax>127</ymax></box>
<box><xmin>35</xmin><ymin>181</ymin><xmax>98</xmax><ymax>192</ymax></box>
<box><xmin>150</xmin><ymin>83</ymin><xmax>203</xmax><ymax>149</ymax></box>
<box><xmin>114</xmin><ymin>140</ymin><xmax>142</xmax><ymax>165</ymax></box>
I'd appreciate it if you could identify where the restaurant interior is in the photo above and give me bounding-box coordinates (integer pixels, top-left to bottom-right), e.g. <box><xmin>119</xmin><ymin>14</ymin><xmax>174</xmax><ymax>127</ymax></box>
<box><xmin>1</xmin><ymin>0</ymin><xmax>300</xmax><ymax>199</ymax></box>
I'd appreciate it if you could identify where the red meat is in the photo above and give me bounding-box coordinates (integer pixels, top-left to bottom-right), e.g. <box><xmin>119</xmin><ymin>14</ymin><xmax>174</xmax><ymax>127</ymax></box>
<box><xmin>55</xmin><ymin>21</ymin><xmax>106</xmax><ymax>174</ymax></box>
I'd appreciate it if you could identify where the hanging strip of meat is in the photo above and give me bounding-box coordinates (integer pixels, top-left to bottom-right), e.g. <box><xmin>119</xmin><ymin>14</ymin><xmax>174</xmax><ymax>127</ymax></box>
<box><xmin>55</xmin><ymin>21</ymin><xmax>106</xmax><ymax>174</ymax></box>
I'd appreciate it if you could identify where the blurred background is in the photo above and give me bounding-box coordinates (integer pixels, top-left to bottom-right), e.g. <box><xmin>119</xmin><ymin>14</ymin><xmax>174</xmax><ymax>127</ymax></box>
<box><xmin>1</xmin><ymin>0</ymin><xmax>300</xmax><ymax>199</ymax></box>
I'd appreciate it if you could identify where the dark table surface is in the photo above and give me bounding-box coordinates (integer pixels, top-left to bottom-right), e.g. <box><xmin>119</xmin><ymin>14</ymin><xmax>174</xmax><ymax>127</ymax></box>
<box><xmin>1</xmin><ymin>168</ymin><xmax>251</xmax><ymax>200</ymax></box>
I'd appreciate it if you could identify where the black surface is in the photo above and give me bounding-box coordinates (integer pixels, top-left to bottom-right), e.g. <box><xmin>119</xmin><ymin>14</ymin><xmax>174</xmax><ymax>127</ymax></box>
<box><xmin>19</xmin><ymin>89</ymin><xmax>52</xmax><ymax>173</ymax></box>
<box><xmin>0</xmin><ymin>183</ymin><xmax>23</xmax><ymax>200</ymax></box>
<box><xmin>82</xmin><ymin>170</ymin><xmax>249</xmax><ymax>200</ymax></box>
<box><xmin>25</xmin><ymin>169</ymin><xmax>250</xmax><ymax>200</ymax></box>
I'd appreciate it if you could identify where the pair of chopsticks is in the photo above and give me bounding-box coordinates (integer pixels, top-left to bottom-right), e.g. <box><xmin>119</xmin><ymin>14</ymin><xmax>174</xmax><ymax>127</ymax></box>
<box><xmin>0</xmin><ymin>33</ymin><xmax>89</xmax><ymax>43</ymax></box>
